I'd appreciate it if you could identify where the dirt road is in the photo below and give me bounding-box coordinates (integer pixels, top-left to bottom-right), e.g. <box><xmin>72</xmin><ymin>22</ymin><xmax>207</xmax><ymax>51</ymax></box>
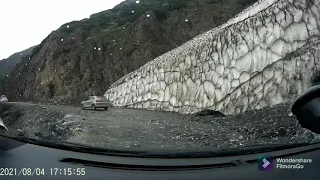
<box><xmin>0</xmin><ymin>102</ymin><xmax>319</xmax><ymax>151</ymax></box>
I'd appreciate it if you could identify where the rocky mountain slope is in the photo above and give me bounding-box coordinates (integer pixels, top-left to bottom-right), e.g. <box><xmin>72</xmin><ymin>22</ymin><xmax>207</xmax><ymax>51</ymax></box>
<box><xmin>2</xmin><ymin>0</ymin><xmax>257</xmax><ymax>105</ymax></box>
<box><xmin>0</xmin><ymin>46</ymin><xmax>36</xmax><ymax>93</ymax></box>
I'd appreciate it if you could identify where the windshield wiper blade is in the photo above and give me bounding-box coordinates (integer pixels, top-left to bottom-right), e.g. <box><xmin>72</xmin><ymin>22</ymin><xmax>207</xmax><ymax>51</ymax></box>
<box><xmin>211</xmin><ymin>143</ymin><xmax>314</xmax><ymax>156</ymax></box>
<box><xmin>237</xmin><ymin>143</ymin><xmax>312</xmax><ymax>150</ymax></box>
<box><xmin>3</xmin><ymin>136</ymin><xmax>153</xmax><ymax>156</ymax></box>
<box><xmin>2</xmin><ymin>135</ymin><xmax>318</xmax><ymax>158</ymax></box>
<box><xmin>137</xmin><ymin>143</ymin><xmax>317</xmax><ymax>158</ymax></box>
<box><xmin>50</xmin><ymin>141</ymin><xmax>318</xmax><ymax>158</ymax></box>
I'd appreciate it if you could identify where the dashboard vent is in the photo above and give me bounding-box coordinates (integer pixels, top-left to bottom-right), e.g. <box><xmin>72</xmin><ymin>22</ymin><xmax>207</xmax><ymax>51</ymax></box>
<box><xmin>61</xmin><ymin>158</ymin><xmax>242</xmax><ymax>171</ymax></box>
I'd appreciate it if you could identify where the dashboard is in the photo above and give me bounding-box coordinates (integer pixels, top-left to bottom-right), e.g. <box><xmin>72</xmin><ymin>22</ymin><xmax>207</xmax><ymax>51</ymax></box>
<box><xmin>0</xmin><ymin>136</ymin><xmax>320</xmax><ymax>180</ymax></box>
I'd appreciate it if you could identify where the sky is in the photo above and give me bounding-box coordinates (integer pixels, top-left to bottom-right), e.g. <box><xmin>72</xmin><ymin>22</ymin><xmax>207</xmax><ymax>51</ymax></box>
<box><xmin>0</xmin><ymin>0</ymin><xmax>125</xmax><ymax>60</ymax></box>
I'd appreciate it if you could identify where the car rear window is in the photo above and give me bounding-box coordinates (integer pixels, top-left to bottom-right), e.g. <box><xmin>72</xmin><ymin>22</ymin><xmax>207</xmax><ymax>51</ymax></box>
<box><xmin>96</xmin><ymin>96</ymin><xmax>106</xmax><ymax>100</ymax></box>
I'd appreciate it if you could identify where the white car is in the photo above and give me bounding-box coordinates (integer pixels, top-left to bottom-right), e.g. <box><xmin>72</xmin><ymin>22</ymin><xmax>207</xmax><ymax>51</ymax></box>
<box><xmin>81</xmin><ymin>96</ymin><xmax>111</xmax><ymax>110</ymax></box>
<box><xmin>0</xmin><ymin>95</ymin><xmax>8</xmax><ymax>103</ymax></box>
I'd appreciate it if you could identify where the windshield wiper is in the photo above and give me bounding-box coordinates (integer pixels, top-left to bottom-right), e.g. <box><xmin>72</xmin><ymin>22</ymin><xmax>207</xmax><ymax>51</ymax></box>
<box><xmin>2</xmin><ymin>135</ymin><xmax>156</xmax><ymax>157</ymax></box>
<box><xmin>2</xmin><ymin>135</ymin><xmax>318</xmax><ymax>158</ymax></box>
<box><xmin>134</xmin><ymin>143</ymin><xmax>318</xmax><ymax>158</ymax></box>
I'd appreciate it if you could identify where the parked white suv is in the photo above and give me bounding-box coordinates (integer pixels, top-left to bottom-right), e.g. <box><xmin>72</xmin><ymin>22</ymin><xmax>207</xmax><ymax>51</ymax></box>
<box><xmin>81</xmin><ymin>96</ymin><xmax>112</xmax><ymax>111</ymax></box>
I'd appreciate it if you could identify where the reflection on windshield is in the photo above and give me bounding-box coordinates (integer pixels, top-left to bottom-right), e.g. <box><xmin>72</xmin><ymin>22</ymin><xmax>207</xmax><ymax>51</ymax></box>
<box><xmin>0</xmin><ymin>0</ymin><xmax>320</xmax><ymax>153</ymax></box>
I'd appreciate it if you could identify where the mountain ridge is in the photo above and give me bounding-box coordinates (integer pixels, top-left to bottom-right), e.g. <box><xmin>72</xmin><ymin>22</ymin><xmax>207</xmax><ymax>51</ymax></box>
<box><xmin>0</xmin><ymin>46</ymin><xmax>37</xmax><ymax>94</ymax></box>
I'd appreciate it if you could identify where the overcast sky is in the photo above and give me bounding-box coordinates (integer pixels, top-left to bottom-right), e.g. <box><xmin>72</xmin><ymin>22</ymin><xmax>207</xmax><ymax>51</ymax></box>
<box><xmin>0</xmin><ymin>0</ymin><xmax>125</xmax><ymax>59</ymax></box>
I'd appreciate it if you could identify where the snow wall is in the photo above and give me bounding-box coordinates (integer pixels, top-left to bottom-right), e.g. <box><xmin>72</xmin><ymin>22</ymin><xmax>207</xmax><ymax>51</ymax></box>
<box><xmin>105</xmin><ymin>0</ymin><xmax>320</xmax><ymax>115</ymax></box>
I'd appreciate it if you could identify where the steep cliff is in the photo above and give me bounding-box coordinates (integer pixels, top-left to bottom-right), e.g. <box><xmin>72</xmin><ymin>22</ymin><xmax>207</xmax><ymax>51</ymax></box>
<box><xmin>3</xmin><ymin>0</ymin><xmax>257</xmax><ymax>105</ymax></box>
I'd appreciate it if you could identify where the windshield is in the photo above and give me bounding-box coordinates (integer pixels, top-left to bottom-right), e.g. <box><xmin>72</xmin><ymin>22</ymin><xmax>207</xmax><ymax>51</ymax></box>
<box><xmin>0</xmin><ymin>0</ymin><xmax>320</xmax><ymax>155</ymax></box>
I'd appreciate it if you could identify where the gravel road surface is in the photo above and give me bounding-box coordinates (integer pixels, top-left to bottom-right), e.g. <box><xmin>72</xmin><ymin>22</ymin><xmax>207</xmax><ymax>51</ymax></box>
<box><xmin>0</xmin><ymin>102</ymin><xmax>319</xmax><ymax>152</ymax></box>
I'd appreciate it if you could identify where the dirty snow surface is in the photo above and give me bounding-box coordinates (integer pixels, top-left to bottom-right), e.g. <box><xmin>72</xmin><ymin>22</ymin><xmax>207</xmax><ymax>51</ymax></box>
<box><xmin>0</xmin><ymin>102</ymin><xmax>319</xmax><ymax>152</ymax></box>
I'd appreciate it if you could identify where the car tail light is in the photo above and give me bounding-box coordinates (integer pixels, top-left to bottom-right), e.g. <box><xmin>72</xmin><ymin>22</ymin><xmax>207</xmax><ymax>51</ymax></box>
<box><xmin>96</xmin><ymin>100</ymin><xmax>100</xmax><ymax>102</ymax></box>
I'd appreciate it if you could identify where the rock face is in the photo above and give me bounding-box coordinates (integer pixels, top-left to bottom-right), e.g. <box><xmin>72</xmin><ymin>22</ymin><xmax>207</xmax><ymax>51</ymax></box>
<box><xmin>105</xmin><ymin>0</ymin><xmax>320</xmax><ymax>115</ymax></box>
<box><xmin>2</xmin><ymin>0</ymin><xmax>256</xmax><ymax>105</ymax></box>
